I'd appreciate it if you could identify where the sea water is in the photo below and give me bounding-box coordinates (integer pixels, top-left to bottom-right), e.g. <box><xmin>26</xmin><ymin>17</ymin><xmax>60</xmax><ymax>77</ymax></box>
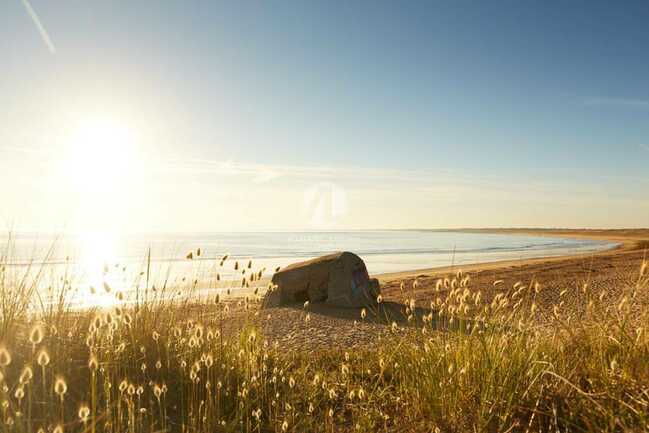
<box><xmin>2</xmin><ymin>230</ymin><xmax>616</xmax><ymax>307</ymax></box>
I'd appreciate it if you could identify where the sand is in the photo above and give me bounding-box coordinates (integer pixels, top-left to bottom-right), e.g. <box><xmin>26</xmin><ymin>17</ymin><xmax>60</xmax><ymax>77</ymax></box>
<box><xmin>216</xmin><ymin>229</ymin><xmax>649</xmax><ymax>352</ymax></box>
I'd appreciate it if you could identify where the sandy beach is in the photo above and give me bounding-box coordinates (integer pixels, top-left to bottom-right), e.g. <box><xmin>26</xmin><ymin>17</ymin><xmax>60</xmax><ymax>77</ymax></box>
<box><xmin>216</xmin><ymin>229</ymin><xmax>649</xmax><ymax>351</ymax></box>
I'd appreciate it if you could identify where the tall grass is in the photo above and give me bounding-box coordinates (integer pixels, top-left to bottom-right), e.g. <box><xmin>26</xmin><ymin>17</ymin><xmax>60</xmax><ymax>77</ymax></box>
<box><xmin>0</xmin><ymin>239</ymin><xmax>647</xmax><ymax>432</ymax></box>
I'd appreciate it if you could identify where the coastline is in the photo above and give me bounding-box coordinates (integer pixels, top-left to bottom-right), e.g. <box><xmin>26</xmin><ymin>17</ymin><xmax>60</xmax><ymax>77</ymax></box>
<box><xmin>204</xmin><ymin>229</ymin><xmax>646</xmax><ymax>293</ymax></box>
<box><xmin>376</xmin><ymin>228</ymin><xmax>647</xmax><ymax>283</ymax></box>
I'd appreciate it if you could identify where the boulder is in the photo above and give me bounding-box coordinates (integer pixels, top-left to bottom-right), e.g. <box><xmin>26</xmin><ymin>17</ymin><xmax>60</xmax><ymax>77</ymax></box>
<box><xmin>262</xmin><ymin>252</ymin><xmax>379</xmax><ymax>308</ymax></box>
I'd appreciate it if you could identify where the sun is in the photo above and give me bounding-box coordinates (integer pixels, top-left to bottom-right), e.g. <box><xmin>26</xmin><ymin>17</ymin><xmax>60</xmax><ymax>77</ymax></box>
<box><xmin>66</xmin><ymin>117</ymin><xmax>137</xmax><ymax>194</ymax></box>
<box><xmin>58</xmin><ymin>116</ymin><xmax>142</xmax><ymax>233</ymax></box>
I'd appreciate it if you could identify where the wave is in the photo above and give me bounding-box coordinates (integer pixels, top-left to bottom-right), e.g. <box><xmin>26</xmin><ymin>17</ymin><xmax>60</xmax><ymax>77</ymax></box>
<box><xmin>3</xmin><ymin>240</ymin><xmax>616</xmax><ymax>267</ymax></box>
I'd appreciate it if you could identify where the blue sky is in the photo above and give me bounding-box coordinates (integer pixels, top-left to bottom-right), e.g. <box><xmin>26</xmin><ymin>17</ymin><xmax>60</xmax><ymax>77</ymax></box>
<box><xmin>1</xmin><ymin>1</ymin><xmax>648</xmax><ymax>232</ymax></box>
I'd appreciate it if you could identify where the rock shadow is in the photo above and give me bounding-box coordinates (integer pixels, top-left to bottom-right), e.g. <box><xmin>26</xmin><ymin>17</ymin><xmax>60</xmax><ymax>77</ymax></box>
<box><xmin>282</xmin><ymin>300</ymin><xmax>479</xmax><ymax>334</ymax></box>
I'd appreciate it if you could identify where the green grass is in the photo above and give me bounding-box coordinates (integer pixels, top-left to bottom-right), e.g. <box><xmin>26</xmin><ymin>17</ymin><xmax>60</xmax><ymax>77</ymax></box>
<box><xmin>0</xmin><ymin>244</ymin><xmax>647</xmax><ymax>432</ymax></box>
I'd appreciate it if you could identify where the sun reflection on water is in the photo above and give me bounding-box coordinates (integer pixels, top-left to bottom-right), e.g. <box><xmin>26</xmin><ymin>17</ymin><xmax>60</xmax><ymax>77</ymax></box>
<box><xmin>76</xmin><ymin>231</ymin><xmax>122</xmax><ymax>309</ymax></box>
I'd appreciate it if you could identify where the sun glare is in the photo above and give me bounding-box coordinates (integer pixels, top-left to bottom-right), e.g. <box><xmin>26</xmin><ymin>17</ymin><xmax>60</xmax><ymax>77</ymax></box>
<box><xmin>76</xmin><ymin>231</ymin><xmax>122</xmax><ymax>308</ymax></box>
<box><xmin>58</xmin><ymin>116</ymin><xmax>142</xmax><ymax>233</ymax></box>
<box><xmin>66</xmin><ymin>118</ymin><xmax>137</xmax><ymax>194</ymax></box>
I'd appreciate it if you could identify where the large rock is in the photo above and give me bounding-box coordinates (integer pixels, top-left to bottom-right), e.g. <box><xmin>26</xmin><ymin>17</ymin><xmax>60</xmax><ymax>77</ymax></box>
<box><xmin>263</xmin><ymin>252</ymin><xmax>380</xmax><ymax>308</ymax></box>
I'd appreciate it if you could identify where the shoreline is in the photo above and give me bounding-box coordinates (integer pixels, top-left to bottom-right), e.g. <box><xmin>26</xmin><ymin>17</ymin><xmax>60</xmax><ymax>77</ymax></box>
<box><xmin>376</xmin><ymin>228</ymin><xmax>647</xmax><ymax>283</ymax></box>
<box><xmin>25</xmin><ymin>228</ymin><xmax>649</xmax><ymax>352</ymax></box>
<box><xmin>217</xmin><ymin>229</ymin><xmax>644</xmax><ymax>298</ymax></box>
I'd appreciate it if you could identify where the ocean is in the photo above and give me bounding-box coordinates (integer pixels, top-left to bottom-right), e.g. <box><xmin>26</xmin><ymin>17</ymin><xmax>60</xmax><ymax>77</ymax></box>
<box><xmin>2</xmin><ymin>230</ymin><xmax>615</xmax><ymax>307</ymax></box>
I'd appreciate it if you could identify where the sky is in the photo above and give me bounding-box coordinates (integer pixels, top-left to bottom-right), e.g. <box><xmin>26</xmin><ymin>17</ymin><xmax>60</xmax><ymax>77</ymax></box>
<box><xmin>1</xmin><ymin>0</ymin><xmax>649</xmax><ymax>233</ymax></box>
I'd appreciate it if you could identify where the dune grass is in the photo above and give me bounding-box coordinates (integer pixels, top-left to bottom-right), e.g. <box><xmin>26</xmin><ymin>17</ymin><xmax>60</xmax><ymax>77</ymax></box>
<box><xmin>0</xmin><ymin>243</ymin><xmax>647</xmax><ymax>432</ymax></box>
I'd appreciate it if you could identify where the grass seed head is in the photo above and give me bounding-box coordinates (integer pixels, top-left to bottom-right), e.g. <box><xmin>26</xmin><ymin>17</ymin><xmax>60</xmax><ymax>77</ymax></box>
<box><xmin>0</xmin><ymin>346</ymin><xmax>11</xmax><ymax>367</ymax></box>
<box><xmin>29</xmin><ymin>324</ymin><xmax>45</xmax><ymax>345</ymax></box>
<box><xmin>20</xmin><ymin>366</ymin><xmax>33</xmax><ymax>384</ymax></box>
<box><xmin>88</xmin><ymin>354</ymin><xmax>99</xmax><ymax>371</ymax></box>
<box><xmin>37</xmin><ymin>349</ymin><xmax>50</xmax><ymax>367</ymax></box>
<box><xmin>54</xmin><ymin>376</ymin><xmax>68</xmax><ymax>400</ymax></box>
<box><xmin>78</xmin><ymin>405</ymin><xmax>90</xmax><ymax>423</ymax></box>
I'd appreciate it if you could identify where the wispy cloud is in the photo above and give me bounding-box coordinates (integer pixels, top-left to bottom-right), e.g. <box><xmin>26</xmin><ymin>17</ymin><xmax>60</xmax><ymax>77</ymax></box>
<box><xmin>7</xmin><ymin>142</ymin><xmax>634</xmax><ymax>206</ymax></box>
<box><xmin>156</xmin><ymin>156</ymin><xmax>575</xmax><ymax>197</ymax></box>
<box><xmin>584</xmin><ymin>97</ymin><xmax>649</xmax><ymax>110</ymax></box>
<box><xmin>20</xmin><ymin>0</ymin><xmax>56</xmax><ymax>54</ymax></box>
<box><xmin>0</xmin><ymin>143</ymin><xmax>54</xmax><ymax>156</ymax></box>
<box><xmin>159</xmin><ymin>157</ymin><xmax>452</xmax><ymax>184</ymax></box>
